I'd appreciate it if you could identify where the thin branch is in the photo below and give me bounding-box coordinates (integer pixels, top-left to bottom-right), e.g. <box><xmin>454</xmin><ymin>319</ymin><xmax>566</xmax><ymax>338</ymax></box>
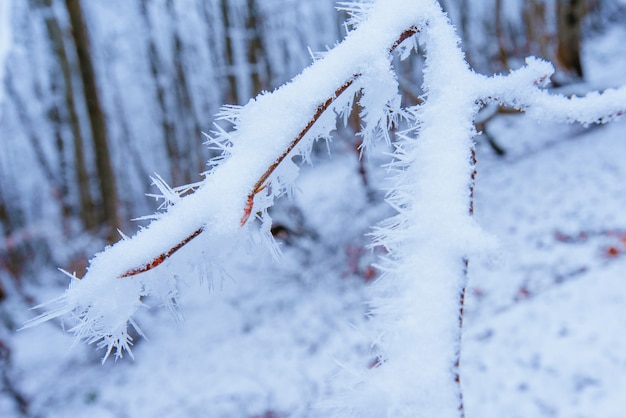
<box><xmin>118</xmin><ymin>228</ymin><xmax>202</xmax><ymax>278</ymax></box>
<box><xmin>239</xmin><ymin>77</ymin><xmax>356</xmax><ymax>225</ymax></box>
<box><xmin>240</xmin><ymin>26</ymin><xmax>418</xmax><ymax>225</ymax></box>
<box><xmin>391</xmin><ymin>26</ymin><xmax>419</xmax><ymax>51</ymax></box>
<box><xmin>456</xmin><ymin>146</ymin><xmax>476</xmax><ymax>416</ymax></box>
<box><xmin>118</xmin><ymin>27</ymin><xmax>419</xmax><ymax>278</ymax></box>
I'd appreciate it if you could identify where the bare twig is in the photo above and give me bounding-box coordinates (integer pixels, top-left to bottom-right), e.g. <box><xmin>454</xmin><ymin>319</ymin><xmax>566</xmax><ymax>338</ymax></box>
<box><xmin>456</xmin><ymin>146</ymin><xmax>477</xmax><ymax>416</ymax></box>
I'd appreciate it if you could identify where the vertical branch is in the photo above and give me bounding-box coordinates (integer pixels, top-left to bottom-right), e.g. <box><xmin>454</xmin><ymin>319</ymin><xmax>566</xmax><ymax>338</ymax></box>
<box><xmin>0</xmin><ymin>341</ymin><xmax>30</xmax><ymax>415</ymax></box>
<box><xmin>167</xmin><ymin>1</ymin><xmax>205</xmax><ymax>184</ymax></box>
<box><xmin>456</xmin><ymin>146</ymin><xmax>477</xmax><ymax>416</ymax></box>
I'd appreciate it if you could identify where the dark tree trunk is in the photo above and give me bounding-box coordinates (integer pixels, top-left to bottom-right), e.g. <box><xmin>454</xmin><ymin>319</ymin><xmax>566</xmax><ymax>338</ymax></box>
<box><xmin>523</xmin><ymin>0</ymin><xmax>550</xmax><ymax>60</ymax></box>
<box><xmin>65</xmin><ymin>0</ymin><xmax>121</xmax><ymax>240</ymax></box>
<box><xmin>220</xmin><ymin>0</ymin><xmax>239</xmax><ymax>104</ymax></box>
<box><xmin>245</xmin><ymin>0</ymin><xmax>269</xmax><ymax>95</ymax></box>
<box><xmin>40</xmin><ymin>0</ymin><xmax>97</xmax><ymax>231</ymax></box>
<box><xmin>140</xmin><ymin>0</ymin><xmax>183</xmax><ymax>186</ymax></box>
<box><xmin>557</xmin><ymin>0</ymin><xmax>586</xmax><ymax>78</ymax></box>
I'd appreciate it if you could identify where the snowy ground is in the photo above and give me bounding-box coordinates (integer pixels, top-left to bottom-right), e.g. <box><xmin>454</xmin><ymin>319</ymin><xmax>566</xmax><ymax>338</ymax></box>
<box><xmin>464</xmin><ymin>101</ymin><xmax>626</xmax><ymax>418</ymax></box>
<box><xmin>463</xmin><ymin>26</ymin><xmax>626</xmax><ymax>417</ymax></box>
<box><xmin>3</xmin><ymin>21</ymin><xmax>626</xmax><ymax>418</ymax></box>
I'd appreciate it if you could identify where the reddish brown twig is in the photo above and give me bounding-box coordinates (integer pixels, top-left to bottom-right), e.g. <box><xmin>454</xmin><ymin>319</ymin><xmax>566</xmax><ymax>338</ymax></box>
<box><xmin>240</xmin><ymin>26</ymin><xmax>419</xmax><ymax>225</ymax></box>
<box><xmin>455</xmin><ymin>146</ymin><xmax>477</xmax><ymax>416</ymax></box>
<box><xmin>119</xmin><ymin>228</ymin><xmax>202</xmax><ymax>278</ymax></box>
<box><xmin>391</xmin><ymin>27</ymin><xmax>419</xmax><ymax>51</ymax></box>
<box><xmin>117</xmin><ymin>27</ymin><xmax>419</xmax><ymax>278</ymax></box>
<box><xmin>240</xmin><ymin>78</ymin><xmax>356</xmax><ymax>225</ymax></box>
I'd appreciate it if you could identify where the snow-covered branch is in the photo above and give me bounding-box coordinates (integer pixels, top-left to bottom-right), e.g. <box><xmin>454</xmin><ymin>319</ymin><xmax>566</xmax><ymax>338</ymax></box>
<box><xmin>24</xmin><ymin>0</ymin><xmax>423</xmax><ymax>362</ymax></box>
<box><xmin>477</xmin><ymin>57</ymin><xmax>626</xmax><ymax>125</ymax></box>
<box><xmin>24</xmin><ymin>0</ymin><xmax>626</xmax><ymax>416</ymax></box>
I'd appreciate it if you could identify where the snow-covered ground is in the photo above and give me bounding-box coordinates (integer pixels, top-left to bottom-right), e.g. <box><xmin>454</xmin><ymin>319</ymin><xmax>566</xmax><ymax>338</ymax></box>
<box><xmin>465</xmin><ymin>98</ymin><xmax>626</xmax><ymax>418</ymax></box>
<box><xmin>3</xmin><ymin>16</ymin><xmax>626</xmax><ymax>418</ymax></box>
<box><xmin>463</xmin><ymin>27</ymin><xmax>626</xmax><ymax>417</ymax></box>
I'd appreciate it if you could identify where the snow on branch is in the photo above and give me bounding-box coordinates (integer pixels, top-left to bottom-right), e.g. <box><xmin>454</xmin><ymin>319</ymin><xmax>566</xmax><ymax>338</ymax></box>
<box><xmin>477</xmin><ymin>57</ymin><xmax>626</xmax><ymax>125</ymax></box>
<box><xmin>24</xmin><ymin>0</ymin><xmax>626</xmax><ymax>414</ymax></box>
<box><xmin>24</xmin><ymin>0</ymin><xmax>423</xmax><ymax>362</ymax></box>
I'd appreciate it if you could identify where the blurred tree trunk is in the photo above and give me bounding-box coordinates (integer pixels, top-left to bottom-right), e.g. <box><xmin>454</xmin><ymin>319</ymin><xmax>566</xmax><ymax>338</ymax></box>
<box><xmin>171</xmin><ymin>30</ymin><xmax>203</xmax><ymax>184</ymax></box>
<box><xmin>220</xmin><ymin>0</ymin><xmax>240</xmax><ymax>103</ymax></box>
<box><xmin>219</xmin><ymin>0</ymin><xmax>264</xmax><ymax>104</ymax></box>
<box><xmin>523</xmin><ymin>0</ymin><xmax>550</xmax><ymax>61</ymax></box>
<box><xmin>494</xmin><ymin>0</ymin><xmax>509</xmax><ymax>69</ymax></box>
<box><xmin>557</xmin><ymin>0</ymin><xmax>586</xmax><ymax>78</ymax></box>
<box><xmin>0</xmin><ymin>179</ymin><xmax>32</xmax><ymax>281</ymax></box>
<box><xmin>65</xmin><ymin>0</ymin><xmax>120</xmax><ymax>240</ymax></box>
<box><xmin>140</xmin><ymin>0</ymin><xmax>183</xmax><ymax>186</ymax></box>
<box><xmin>40</xmin><ymin>0</ymin><xmax>97</xmax><ymax>232</ymax></box>
<box><xmin>245</xmin><ymin>0</ymin><xmax>269</xmax><ymax>95</ymax></box>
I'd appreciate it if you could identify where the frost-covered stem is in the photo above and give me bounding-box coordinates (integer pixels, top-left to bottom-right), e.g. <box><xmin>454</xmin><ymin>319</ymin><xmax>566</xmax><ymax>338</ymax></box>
<box><xmin>24</xmin><ymin>2</ymin><xmax>427</xmax><ymax>361</ymax></box>
<box><xmin>240</xmin><ymin>77</ymin><xmax>356</xmax><ymax>225</ymax></box>
<box><xmin>119</xmin><ymin>228</ymin><xmax>203</xmax><ymax>278</ymax></box>
<box><xmin>456</xmin><ymin>147</ymin><xmax>477</xmax><ymax>416</ymax></box>
<box><xmin>347</xmin><ymin>3</ymin><xmax>485</xmax><ymax>417</ymax></box>
<box><xmin>118</xmin><ymin>26</ymin><xmax>418</xmax><ymax>276</ymax></box>
<box><xmin>240</xmin><ymin>27</ymin><xmax>418</xmax><ymax>225</ymax></box>
<box><xmin>114</xmin><ymin>25</ymin><xmax>420</xmax><ymax>279</ymax></box>
<box><xmin>475</xmin><ymin>58</ymin><xmax>626</xmax><ymax>124</ymax></box>
<box><xmin>345</xmin><ymin>4</ymin><xmax>626</xmax><ymax>415</ymax></box>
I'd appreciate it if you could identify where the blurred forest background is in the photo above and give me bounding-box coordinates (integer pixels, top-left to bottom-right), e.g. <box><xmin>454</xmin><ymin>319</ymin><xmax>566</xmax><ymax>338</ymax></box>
<box><xmin>1</xmin><ymin>0</ymin><xmax>626</xmax><ymax>415</ymax></box>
